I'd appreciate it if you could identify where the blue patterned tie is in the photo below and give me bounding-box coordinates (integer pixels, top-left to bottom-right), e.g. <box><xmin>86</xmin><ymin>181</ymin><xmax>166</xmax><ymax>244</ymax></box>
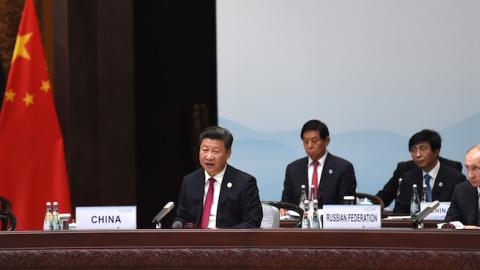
<box><xmin>423</xmin><ymin>174</ymin><xmax>432</xmax><ymax>202</ymax></box>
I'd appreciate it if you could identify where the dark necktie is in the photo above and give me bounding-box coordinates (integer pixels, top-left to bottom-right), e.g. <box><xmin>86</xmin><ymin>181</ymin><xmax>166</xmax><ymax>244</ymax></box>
<box><xmin>424</xmin><ymin>174</ymin><xmax>432</xmax><ymax>202</ymax></box>
<box><xmin>200</xmin><ymin>178</ymin><xmax>215</xmax><ymax>229</ymax></box>
<box><xmin>312</xmin><ymin>160</ymin><xmax>319</xmax><ymax>194</ymax></box>
<box><xmin>477</xmin><ymin>192</ymin><xmax>480</xmax><ymax>226</ymax></box>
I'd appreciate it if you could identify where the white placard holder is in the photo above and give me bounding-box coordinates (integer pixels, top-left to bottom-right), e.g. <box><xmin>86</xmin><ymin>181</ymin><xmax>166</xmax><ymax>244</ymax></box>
<box><xmin>323</xmin><ymin>205</ymin><xmax>381</xmax><ymax>229</ymax></box>
<box><xmin>76</xmin><ymin>206</ymin><xmax>137</xmax><ymax>230</ymax></box>
<box><xmin>420</xmin><ymin>202</ymin><xmax>450</xmax><ymax>220</ymax></box>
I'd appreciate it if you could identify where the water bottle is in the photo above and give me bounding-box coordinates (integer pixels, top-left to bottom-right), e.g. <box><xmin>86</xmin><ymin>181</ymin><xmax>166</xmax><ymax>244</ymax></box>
<box><xmin>58</xmin><ymin>213</ymin><xmax>71</xmax><ymax>230</ymax></box>
<box><xmin>421</xmin><ymin>183</ymin><xmax>428</xmax><ymax>203</ymax></box>
<box><xmin>51</xmin><ymin>201</ymin><xmax>60</xmax><ymax>230</ymax></box>
<box><xmin>301</xmin><ymin>199</ymin><xmax>310</xmax><ymax>229</ymax></box>
<box><xmin>308</xmin><ymin>185</ymin><xmax>316</xmax><ymax>212</ymax></box>
<box><xmin>343</xmin><ymin>195</ymin><xmax>356</xmax><ymax>205</ymax></box>
<box><xmin>43</xmin><ymin>202</ymin><xmax>53</xmax><ymax>231</ymax></box>
<box><xmin>310</xmin><ymin>199</ymin><xmax>321</xmax><ymax>229</ymax></box>
<box><xmin>396</xmin><ymin>178</ymin><xmax>403</xmax><ymax>197</ymax></box>
<box><xmin>410</xmin><ymin>184</ymin><xmax>420</xmax><ymax>218</ymax></box>
<box><xmin>299</xmin><ymin>185</ymin><xmax>308</xmax><ymax>210</ymax></box>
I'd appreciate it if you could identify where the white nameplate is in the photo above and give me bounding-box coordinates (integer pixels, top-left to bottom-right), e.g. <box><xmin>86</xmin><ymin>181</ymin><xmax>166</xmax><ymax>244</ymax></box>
<box><xmin>420</xmin><ymin>202</ymin><xmax>450</xmax><ymax>220</ymax></box>
<box><xmin>76</xmin><ymin>206</ymin><xmax>136</xmax><ymax>230</ymax></box>
<box><xmin>323</xmin><ymin>205</ymin><xmax>381</xmax><ymax>229</ymax></box>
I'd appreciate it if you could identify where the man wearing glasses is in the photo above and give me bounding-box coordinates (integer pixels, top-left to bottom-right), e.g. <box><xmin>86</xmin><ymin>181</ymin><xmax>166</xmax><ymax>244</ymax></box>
<box><xmin>393</xmin><ymin>129</ymin><xmax>466</xmax><ymax>214</ymax></box>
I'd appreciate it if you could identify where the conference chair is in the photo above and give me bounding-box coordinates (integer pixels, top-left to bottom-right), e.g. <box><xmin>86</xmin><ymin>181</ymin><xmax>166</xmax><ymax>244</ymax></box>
<box><xmin>260</xmin><ymin>202</ymin><xmax>280</xmax><ymax>228</ymax></box>
<box><xmin>0</xmin><ymin>196</ymin><xmax>16</xmax><ymax>231</ymax></box>
<box><xmin>355</xmin><ymin>192</ymin><xmax>385</xmax><ymax>212</ymax></box>
<box><xmin>262</xmin><ymin>201</ymin><xmax>304</xmax><ymax>228</ymax></box>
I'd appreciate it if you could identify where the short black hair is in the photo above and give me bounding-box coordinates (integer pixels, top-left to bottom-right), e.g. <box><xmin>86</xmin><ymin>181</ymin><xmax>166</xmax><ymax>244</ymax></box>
<box><xmin>301</xmin><ymin>120</ymin><xmax>329</xmax><ymax>140</ymax></box>
<box><xmin>408</xmin><ymin>129</ymin><xmax>441</xmax><ymax>152</ymax></box>
<box><xmin>199</xmin><ymin>126</ymin><xmax>233</xmax><ymax>149</ymax></box>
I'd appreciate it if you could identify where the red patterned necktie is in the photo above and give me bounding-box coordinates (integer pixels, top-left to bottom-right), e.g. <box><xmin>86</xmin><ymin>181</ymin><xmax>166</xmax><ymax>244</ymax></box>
<box><xmin>200</xmin><ymin>178</ymin><xmax>215</xmax><ymax>229</ymax></box>
<box><xmin>312</xmin><ymin>160</ymin><xmax>319</xmax><ymax>194</ymax></box>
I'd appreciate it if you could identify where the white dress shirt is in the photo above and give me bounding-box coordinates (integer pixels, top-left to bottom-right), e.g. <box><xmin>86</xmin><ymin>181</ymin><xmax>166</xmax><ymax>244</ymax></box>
<box><xmin>203</xmin><ymin>166</ymin><xmax>226</xmax><ymax>229</ymax></box>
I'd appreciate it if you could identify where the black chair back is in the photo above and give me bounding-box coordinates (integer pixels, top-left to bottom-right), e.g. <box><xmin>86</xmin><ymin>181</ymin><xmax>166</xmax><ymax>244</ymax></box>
<box><xmin>0</xmin><ymin>196</ymin><xmax>16</xmax><ymax>231</ymax></box>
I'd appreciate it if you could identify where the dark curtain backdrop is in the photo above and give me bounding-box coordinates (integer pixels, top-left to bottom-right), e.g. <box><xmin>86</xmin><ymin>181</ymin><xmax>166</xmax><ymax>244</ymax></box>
<box><xmin>134</xmin><ymin>0</ymin><xmax>217</xmax><ymax>228</ymax></box>
<box><xmin>0</xmin><ymin>57</ymin><xmax>4</xmax><ymax>100</ymax></box>
<box><xmin>0</xmin><ymin>0</ymin><xmax>216</xmax><ymax>229</ymax></box>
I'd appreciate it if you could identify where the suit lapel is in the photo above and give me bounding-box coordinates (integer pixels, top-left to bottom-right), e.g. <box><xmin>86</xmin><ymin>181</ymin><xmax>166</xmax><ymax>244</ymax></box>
<box><xmin>432</xmin><ymin>165</ymin><xmax>446</xmax><ymax>199</ymax></box>
<box><xmin>318</xmin><ymin>153</ymin><xmax>331</xmax><ymax>195</ymax></box>
<box><xmin>402</xmin><ymin>168</ymin><xmax>423</xmax><ymax>198</ymax></box>
<box><xmin>466</xmin><ymin>184</ymin><xmax>479</xmax><ymax>223</ymax></box>
<box><xmin>193</xmin><ymin>170</ymin><xmax>206</xmax><ymax>227</ymax></box>
<box><xmin>299</xmin><ymin>158</ymin><xmax>309</xmax><ymax>196</ymax></box>
<box><xmin>217</xmin><ymin>165</ymin><xmax>234</xmax><ymax>226</ymax></box>
<box><xmin>412</xmin><ymin>168</ymin><xmax>423</xmax><ymax>190</ymax></box>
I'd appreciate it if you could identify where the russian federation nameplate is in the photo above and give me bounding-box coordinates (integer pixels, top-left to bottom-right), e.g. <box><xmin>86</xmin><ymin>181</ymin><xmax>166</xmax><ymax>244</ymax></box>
<box><xmin>323</xmin><ymin>205</ymin><xmax>381</xmax><ymax>229</ymax></box>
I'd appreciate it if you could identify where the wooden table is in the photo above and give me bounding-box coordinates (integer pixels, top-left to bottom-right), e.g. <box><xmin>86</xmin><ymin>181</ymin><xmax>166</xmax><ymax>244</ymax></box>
<box><xmin>1</xmin><ymin>229</ymin><xmax>479</xmax><ymax>270</ymax></box>
<box><xmin>281</xmin><ymin>215</ymin><xmax>440</xmax><ymax>228</ymax></box>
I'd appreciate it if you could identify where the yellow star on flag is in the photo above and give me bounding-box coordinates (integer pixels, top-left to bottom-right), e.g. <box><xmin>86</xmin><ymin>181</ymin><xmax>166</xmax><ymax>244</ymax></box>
<box><xmin>12</xmin><ymin>32</ymin><xmax>33</xmax><ymax>63</ymax></box>
<box><xmin>5</xmin><ymin>90</ymin><xmax>16</xmax><ymax>102</ymax></box>
<box><xmin>40</xmin><ymin>80</ymin><xmax>51</xmax><ymax>93</ymax></box>
<box><xmin>22</xmin><ymin>93</ymin><xmax>34</xmax><ymax>106</ymax></box>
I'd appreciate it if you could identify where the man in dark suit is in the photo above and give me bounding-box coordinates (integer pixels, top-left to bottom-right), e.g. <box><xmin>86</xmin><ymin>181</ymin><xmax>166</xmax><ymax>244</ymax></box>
<box><xmin>173</xmin><ymin>126</ymin><xmax>262</xmax><ymax>229</ymax></box>
<box><xmin>376</xmin><ymin>157</ymin><xmax>462</xmax><ymax>207</ymax></box>
<box><xmin>281</xmin><ymin>120</ymin><xmax>357</xmax><ymax>208</ymax></box>
<box><xmin>393</xmin><ymin>130</ymin><xmax>465</xmax><ymax>214</ymax></box>
<box><xmin>445</xmin><ymin>145</ymin><xmax>480</xmax><ymax>227</ymax></box>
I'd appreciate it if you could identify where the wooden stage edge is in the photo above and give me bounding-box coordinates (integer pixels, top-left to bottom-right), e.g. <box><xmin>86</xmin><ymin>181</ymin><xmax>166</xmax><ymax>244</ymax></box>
<box><xmin>1</xmin><ymin>229</ymin><xmax>479</xmax><ymax>270</ymax></box>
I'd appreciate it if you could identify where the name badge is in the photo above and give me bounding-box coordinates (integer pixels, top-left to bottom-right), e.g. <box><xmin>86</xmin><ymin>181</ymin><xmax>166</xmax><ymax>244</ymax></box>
<box><xmin>420</xmin><ymin>202</ymin><xmax>450</xmax><ymax>220</ymax></box>
<box><xmin>76</xmin><ymin>206</ymin><xmax>136</xmax><ymax>230</ymax></box>
<box><xmin>323</xmin><ymin>205</ymin><xmax>381</xmax><ymax>229</ymax></box>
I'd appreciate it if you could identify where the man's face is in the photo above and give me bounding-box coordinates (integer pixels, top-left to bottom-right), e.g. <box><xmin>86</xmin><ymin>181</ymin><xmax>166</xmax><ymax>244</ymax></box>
<box><xmin>410</xmin><ymin>142</ymin><xmax>439</xmax><ymax>172</ymax></box>
<box><xmin>302</xmin><ymin>130</ymin><xmax>330</xmax><ymax>161</ymax></box>
<box><xmin>199</xmin><ymin>138</ymin><xmax>231</xmax><ymax>177</ymax></box>
<box><xmin>465</xmin><ymin>149</ymin><xmax>480</xmax><ymax>188</ymax></box>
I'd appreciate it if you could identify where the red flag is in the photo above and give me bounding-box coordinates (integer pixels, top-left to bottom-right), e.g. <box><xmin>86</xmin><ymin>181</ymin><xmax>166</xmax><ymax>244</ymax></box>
<box><xmin>0</xmin><ymin>0</ymin><xmax>71</xmax><ymax>230</ymax></box>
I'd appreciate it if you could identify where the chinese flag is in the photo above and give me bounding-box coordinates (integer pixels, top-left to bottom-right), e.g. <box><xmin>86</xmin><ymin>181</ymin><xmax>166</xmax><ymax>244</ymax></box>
<box><xmin>0</xmin><ymin>0</ymin><xmax>71</xmax><ymax>230</ymax></box>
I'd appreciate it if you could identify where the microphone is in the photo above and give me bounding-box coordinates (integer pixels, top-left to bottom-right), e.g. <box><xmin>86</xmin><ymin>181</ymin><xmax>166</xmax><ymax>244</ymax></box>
<box><xmin>171</xmin><ymin>221</ymin><xmax>196</xmax><ymax>229</ymax></box>
<box><xmin>412</xmin><ymin>200</ymin><xmax>440</xmax><ymax>224</ymax></box>
<box><xmin>152</xmin><ymin>202</ymin><xmax>175</xmax><ymax>225</ymax></box>
<box><xmin>171</xmin><ymin>220</ymin><xmax>183</xmax><ymax>229</ymax></box>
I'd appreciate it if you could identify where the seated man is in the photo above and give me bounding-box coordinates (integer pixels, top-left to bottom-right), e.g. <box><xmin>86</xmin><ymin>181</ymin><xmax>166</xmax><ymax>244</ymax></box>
<box><xmin>173</xmin><ymin>126</ymin><xmax>262</xmax><ymax>228</ymax></box>
<box><xmin>393</xmin><ymin>129</ymin><xmax>465</xmax><ymax>214</ymax></box>
<box><xmin>445</xmin><ymin>145</ymin><xmax>480</xmax><ymax>227</ymax></box>
<box><xmin>376</xmin><ymin>157</ymin><xmax>462</xmax><ymax>207</ymax></box>
<box><xmin>281</xmin><ymin>119</ymin><xmax>357</xmax><ymax>208</ymax></box>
